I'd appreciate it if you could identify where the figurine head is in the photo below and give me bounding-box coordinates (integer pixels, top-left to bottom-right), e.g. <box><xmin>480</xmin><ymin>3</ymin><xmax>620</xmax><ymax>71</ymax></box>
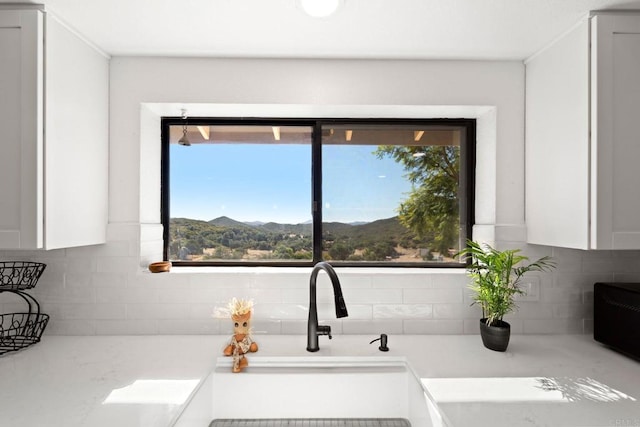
<box><xmin>228</xmin><ymin>298</ymin><xmax>253</xmax><ymax>336</ymax></box>
<box><xmin>232</xmin><ymin>311</ymin><xmax>252</xmax><ymax>335</ymax></box>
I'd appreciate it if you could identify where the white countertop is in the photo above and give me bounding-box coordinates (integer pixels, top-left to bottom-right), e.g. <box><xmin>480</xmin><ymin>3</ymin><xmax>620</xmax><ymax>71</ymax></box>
<box><xmin>1</xmin><ymin>334</ymin><xmax>638</xmax><ymax>427</ymax></box>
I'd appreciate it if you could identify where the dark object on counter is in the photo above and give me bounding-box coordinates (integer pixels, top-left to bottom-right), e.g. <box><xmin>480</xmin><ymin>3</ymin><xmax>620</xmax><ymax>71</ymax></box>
<box><xmin>480</xmin><ymin>318</ymin><xmax>510</xmax><ymax>352</ymax></box>
<box><xmin>370</xmin><ymin>333</ymin><xmax>389</xmax><ymax>351</ymax></box>
<box><xmin>0</xmin><ymin>262</ymin><xmax>49</xmax><ymax>355</ymax></box>
<box><xmin>594</xmin><ymin>282</ymin><xmax>640</xmax><ymax>360</ymax></box>
<box><xmin>0</xmin><ymin>310</ymin><xmax>50</xmax><ymax>355</ymax></box>
<box><xmin>0</xmin><ymin>261</ymin><xmax>47</xmax><ymax>291</ymax></box>
<box><xmin>307</xmin><ymin>262</ymin><xmax>348</xmax><ymax>352</ymax></box>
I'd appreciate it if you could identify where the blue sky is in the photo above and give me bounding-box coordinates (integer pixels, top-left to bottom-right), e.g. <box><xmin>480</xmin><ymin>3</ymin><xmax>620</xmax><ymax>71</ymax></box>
<box><xmin>170</xmin><ymin>143</ymin><xmax>411</xmax><ymax>224</ymax></box>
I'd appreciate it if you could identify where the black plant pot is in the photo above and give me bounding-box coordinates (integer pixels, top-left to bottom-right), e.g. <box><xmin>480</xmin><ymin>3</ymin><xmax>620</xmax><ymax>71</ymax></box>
<box><xmin>479</xmin><ymin>318</ymin><xmax>511</xmax><ymax>352</ymax></box>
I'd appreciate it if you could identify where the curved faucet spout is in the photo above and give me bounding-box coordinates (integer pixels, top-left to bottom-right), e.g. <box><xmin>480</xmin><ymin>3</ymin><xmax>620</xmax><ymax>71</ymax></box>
<box><xmin>307</xmin><ymin>261</ymin><xmax>348</xmax><ymax>352</ymax></box>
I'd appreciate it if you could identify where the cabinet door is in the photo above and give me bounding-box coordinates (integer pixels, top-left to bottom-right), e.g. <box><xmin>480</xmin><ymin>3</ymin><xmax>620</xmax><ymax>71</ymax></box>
<box><xmin>0</xmin><ymin>10</ymin><xmax>43</xmax><ymax>249</ymax></box>
<box><xmin>525</xmin><ymin>18</ymin><xmax>590</xmax><ymax>249</ymax></box>
<box><xmin>591</xmin><ymin>14</ymin><xmax>640</xmax><ymax>249</ymax></box>
<box><xmin>44</xmin><ymin>14</ymin><xmax>109</xmax><ymax>249</ymax></box>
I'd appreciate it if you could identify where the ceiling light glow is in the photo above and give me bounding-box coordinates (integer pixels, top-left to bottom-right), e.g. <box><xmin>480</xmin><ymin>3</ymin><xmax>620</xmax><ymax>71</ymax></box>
<box><xmin>345</xmin><ymin>130</ymin><xmax>353</xmax><ymax>141</ymax></box>
<box><xmin>298</xmin><ymin>0</ymin><xmax>342</xmax><ymax>18</ymax></box>
<box><xmin>197</xmin><ymin>125</ymin><xmax>210</xmax><ymax>140</ymax></box>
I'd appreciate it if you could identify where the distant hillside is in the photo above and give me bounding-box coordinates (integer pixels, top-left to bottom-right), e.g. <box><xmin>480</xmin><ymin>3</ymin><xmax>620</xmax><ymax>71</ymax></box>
<box><xmin>168</xmin><ymin>215</ymin><xmax>433</xmax><ymax>262</ymax></box>
<box><xmin>209</xmin><ymin>216</ymin><xmax>257</xmax><ymax>230</ymax></box>
<box><xmin>260</xmin><ymin>221</ymin><xmax>312</xmax><ymax>235</ymax></box>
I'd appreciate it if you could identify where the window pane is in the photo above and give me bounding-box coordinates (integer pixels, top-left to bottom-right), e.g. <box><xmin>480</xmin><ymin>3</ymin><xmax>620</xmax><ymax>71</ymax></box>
<box><xmin>322</xmin><ymin>124</ymin><xmax>465</xmax><ymax>263</ymax></box>
<box><xmin>168</xmin><ymin>124</ymin><xmax>313</xmax><ymax>262</ymax></box>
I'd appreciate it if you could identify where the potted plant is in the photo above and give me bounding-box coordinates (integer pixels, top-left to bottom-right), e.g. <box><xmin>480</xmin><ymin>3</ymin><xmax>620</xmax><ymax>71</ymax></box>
<box><xmin>458</xmin><ymin>240</ymin><xmax>555</xmax><ymax>351</ymax></box>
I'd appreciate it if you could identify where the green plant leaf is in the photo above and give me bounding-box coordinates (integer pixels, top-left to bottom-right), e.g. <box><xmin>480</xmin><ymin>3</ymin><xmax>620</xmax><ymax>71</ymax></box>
<box><xmin>457</xmin><ymin>240</ymin><xmax>556</xmax><ymax>325</ymax></box>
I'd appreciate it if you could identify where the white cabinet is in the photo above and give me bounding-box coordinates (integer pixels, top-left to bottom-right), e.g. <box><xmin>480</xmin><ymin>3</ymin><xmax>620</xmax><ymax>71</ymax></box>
<box><xmin>0</xmin><ymin>8</ymin><xmax>109</xmax><ymax>250</ymax></box>
<box><xmin>526</xmin><ymin>12</ymin><xmax>640</xmax><ymax>250</ymax></box>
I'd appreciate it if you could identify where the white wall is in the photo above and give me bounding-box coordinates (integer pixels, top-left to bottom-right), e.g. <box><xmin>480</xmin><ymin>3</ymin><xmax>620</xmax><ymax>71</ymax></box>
<box><xmin>3</xmin><ymin>57</ymin><xmax>637</xmax><ymax>336</ymax></box>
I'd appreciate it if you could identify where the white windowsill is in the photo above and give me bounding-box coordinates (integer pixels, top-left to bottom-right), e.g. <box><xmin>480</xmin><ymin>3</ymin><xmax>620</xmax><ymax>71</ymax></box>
<box><xmin>150</xmin><ymin>266</ymin><xmax>467</xmax><ymax>275</ymax></box>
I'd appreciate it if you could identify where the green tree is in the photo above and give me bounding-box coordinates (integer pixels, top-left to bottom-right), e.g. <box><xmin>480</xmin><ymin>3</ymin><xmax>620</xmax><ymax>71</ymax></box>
<box><xmin>328</xmin><ymin>242</ymin><xmax>353</xmax><ymax>260</ymax></box>
<box><xmin>375</xmin><ymin>145</ymin><xmax>459</xmax><ymax>254</ymax></box>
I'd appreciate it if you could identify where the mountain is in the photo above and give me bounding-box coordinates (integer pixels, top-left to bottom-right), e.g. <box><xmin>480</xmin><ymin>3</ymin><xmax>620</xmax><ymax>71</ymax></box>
<box><xmin>209</xmin><ymin>216</ymin><xmax>257</xmax><ymax>229</ymax></box>
<box><xmin>168</xmin><ymin>215</ymin><xmax>427</xmax><ymax>262</ymax></box>
<box><xmin>261</xmin><ymin>221</ymin><xmax>312</xmax><ymax>235</ymax></box>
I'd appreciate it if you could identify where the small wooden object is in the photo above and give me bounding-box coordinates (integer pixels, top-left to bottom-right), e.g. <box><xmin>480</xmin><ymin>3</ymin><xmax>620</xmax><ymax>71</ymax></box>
<box><xmin>148</xmin><ymin>261</ymin><xmax>171</xmax><ymax>273</ymax></box>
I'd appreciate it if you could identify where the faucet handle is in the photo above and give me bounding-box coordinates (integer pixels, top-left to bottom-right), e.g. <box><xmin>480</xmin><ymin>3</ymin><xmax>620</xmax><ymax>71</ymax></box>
<box><xmin>317</xmin><ymin>325</ymin><xmax>332</xmax><ymax>339</ymax></box>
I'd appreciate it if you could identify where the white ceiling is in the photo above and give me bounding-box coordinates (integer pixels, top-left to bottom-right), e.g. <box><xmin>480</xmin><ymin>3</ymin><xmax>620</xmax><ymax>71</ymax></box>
<box><xmin>4</xmin><ymin>0</ymin><xmax>640</xmax><ymax>59</ymax></box>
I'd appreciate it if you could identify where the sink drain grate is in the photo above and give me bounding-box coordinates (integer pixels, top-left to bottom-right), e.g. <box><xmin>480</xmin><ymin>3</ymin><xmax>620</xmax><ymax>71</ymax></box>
<box><xmin>210</xmin><ymin>419</ymin><xmax>411</xmax><ymax>427</ymax></box>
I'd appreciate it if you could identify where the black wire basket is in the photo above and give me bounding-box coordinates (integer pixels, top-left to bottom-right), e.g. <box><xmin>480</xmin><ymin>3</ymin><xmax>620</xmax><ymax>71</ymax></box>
<box><xmin>0</xmin><ymin>312</ymin><xmax>50</xmax><ymax>355</ymax></box>
<box><xmin>0</xmin><ymin>262</ymin><xmax>48</xmax><ymax>355</ymax></box>
<box><xmin>0</xmin><ymin>262</ymin><xmax>47</xmax><ymax>291</ymax></box>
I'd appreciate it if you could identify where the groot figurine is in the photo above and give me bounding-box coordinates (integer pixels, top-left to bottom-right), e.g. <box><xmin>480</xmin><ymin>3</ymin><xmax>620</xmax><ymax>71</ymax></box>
<box><xmin>223</xmin><ymin>298</ymin><xmax>258</xmax><ymax>372</ymax></box>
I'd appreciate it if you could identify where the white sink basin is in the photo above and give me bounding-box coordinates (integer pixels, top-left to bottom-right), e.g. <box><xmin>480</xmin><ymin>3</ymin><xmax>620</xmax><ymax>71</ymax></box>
<box><xmin>172</xmin><ymin>357</ymin><xmax>449</xmax><ymax>427</ymax></box>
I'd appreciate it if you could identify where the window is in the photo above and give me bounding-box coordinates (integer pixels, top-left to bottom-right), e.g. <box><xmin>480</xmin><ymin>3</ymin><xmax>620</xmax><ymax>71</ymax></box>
<box><xmin>161</xmin><ymin>118</ymin><xmax>475</xmax><ymax>267</ymax></box>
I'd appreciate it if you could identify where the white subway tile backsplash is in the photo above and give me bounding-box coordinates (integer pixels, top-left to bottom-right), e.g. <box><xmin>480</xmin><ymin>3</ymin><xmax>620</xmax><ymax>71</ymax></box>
<box><xmin>47</xmin><ymin>319</ymin><xmax>96</xmax><ymax>335</ymax></box>
<box><xmin>96</xmin><ymin>287</ymin><xmax>158</xmax><ymax>304</ymax></box>
<box><xmin>190</xmin><ymin>272</ymin><xmax>254</xmax><ymax>288</ymax></box>
<box><xmin>196</xmin><ymin>288</ymin><xmax>272</xmax><ymax>305</ymax></box>
<box><xmin>254</xmin><ymin>303</ymin><xmax>308</xmax><ymax>320</ymax></box>
<box><xmin>342</xmin><ymin>319</ymin><xmax>403</xmax><ymax>335</ymax></box>
<box><xmin>344</xmin><ymin>288</ymin><xmax>403</xmax><ymax>304</ymax></box>
<box><xmin>130</xmin><ymin>271</ymin><xmax>190</xmax><ymax>289</ymax></box>
<box><xmin>107</xmin><ymin>222</ymin><xmax>141</xmax><ymax>242</ymax></box>
<box><xmin>554</xmin><ymin>272</ymin><xmax>613</xmax><ymax>289</ymax></box>
<box><xmin>6</xmin><ymin>235</ymin><xmax>637</xmax><ymax>335</ymax></box>
<box><xmin>66</xmin><ymin>241</ymin><xmax>131</xmax><ymax>258</ymax></box>
<box><xmin>463</xmin><ymin>318</ymin><xmax>480</xmax><ymax>334</ymax></box>
<box><xmin>613</xmin><ymin>272</ymin><xmax>640</xmax><ymax>282</ymax></box>
<box><xmin>583</xmin><ymin>289</ymin><xmax>594</xmax><ymax>307</ymax></box>
<box><xmin>337</xmin><ymin>275</ymin><xmax>373</xmax><ymax>288</ymax></box>
<box><xmin>372</xmin><ymin>273</ymin><xmax>432</xmax><ymax>289</ymax></box>
<box><xmin>373</xmin><ymin>304</ymin><xmax>433</xmax><ymax>319</ymax></box>
<box><xmin>64</xmin><ymin>272</ymin><xmax>93</xmax><ymax>288</ymax></box>
<box><xmin>190</xmin><ymin>303</ymin><xmax>219</xmax><ymax>320</ymax></box>
<box><xmin>52</xmin><ymin>303</ymin><xmax>126</xmax><ymax>320</ymax></box>
<box><xmin>157</xmin><ymin>288</ymin><xmax>194</xmax><ymax>304</ymax></box>
<box><xmin>432</xmin><ymin>303</ymin><xmax>476</xmax><ymax>319</ymax></box>
<box><xmin>0</xmin><ymin>302</ymin><xmax>29</xmax><ymax>313</ymax></box>
<box><xmin>432</xmin><ymin>273</ymin><xmax>469</xmax><ymax>288</ymax></box>
<box><xmin>126</xmin><ymin>303</ymin><xmax>191</xmax><ymax>320</ymax></box>
<box><xmin>139</xmin><ymin>223</ymin><xmax>163</xmax><ymax>241</ymax></box>
<box><xmin>512</xmin><ymin>302</ymin><xmax>554</xmax><ymax>319</ymax></box>
<box><xmin>95</xmin><ymin>319</ymin><xmax>158</xmax><ymax>335</ymax></box>
<box><xmin>281</xmin><ymin>288</ymin><xmax>312</xmax><ymax>304</ymax></box>
<box><xmin>339</xmin><ymin>304</ymin><xmax>373</xmax><ymax>320</ymax></box>
<box><xmin>97</xmin><ymin>256</ymin><xmax>140</xmax><ymax>273</ymax></box>
<box><xmin>34</xmin><ymin>285</ymin><xmax>96</xmax><ymax>304</ymax></box>
<box><xmin>245</xmin><ymin>288</ymin><xmax>284</xmax><ymax>304</ymax></box>
<box><xmin>65</xmin><ymin>258</ymin><xmax>97</xmax><ymax>274</ymax></box>
<box><xmin>249</xmin><ymin>320</ymin><xmax>282</xmax><ymax>335</ymax></box>
<box><xmin>404</xmin><ymin>288</ymin><xmax>463</xmax><ymax>304</ymax></box>
<box><xmin>90</xmin><ymin>272</ymin><xmax>128</xmax><ymax>288</ymax></box>
<box><xmin>281</xmin><ymin>320</ymin><xmax>307</xmax><ymax>335</ymax></box>
<box><xmin>551</xmin><ymin>303</ymin><xmax>589</xmax><ymax>319</ymax></box>
<box><xmin>583</xmin><ymin>318</ymin><xmax>594</xmax><ymax>334</ymax></box>
<box><xmin>156</xmin><ymin>319</ymin><xmax>220</xmax><ymax>335</ymax></box>
<box><xmin>541</xmin><ymin>287</ymin><xmax>583</xmax><ymax>303</ymax></box>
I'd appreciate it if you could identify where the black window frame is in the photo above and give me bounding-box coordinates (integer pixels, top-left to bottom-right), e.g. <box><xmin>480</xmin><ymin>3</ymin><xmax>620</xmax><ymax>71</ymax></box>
<box><xmin>161</xmin><ymin>117</ymin><xmax>476</xmax><ymax>268</ymax></box>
